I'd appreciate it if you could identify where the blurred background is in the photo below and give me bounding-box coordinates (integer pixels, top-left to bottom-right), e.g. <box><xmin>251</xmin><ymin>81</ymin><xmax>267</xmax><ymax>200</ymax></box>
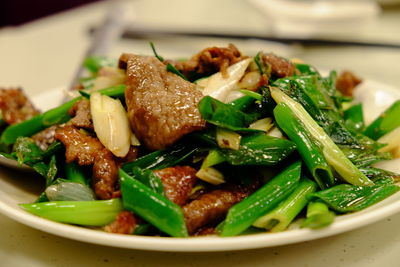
<box><xmin>1</xmin><ymin>0</ymin><xmax>399</xmax><ymax>94</ymax></box>
<box><xmin>0</xmin><ymin>0</ymin><xmax>101</xmax><ymax>26</ymax></box>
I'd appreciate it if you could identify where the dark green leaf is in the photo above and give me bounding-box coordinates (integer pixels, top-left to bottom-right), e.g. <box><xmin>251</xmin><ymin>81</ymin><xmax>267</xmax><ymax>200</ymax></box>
<box><xmin>198</xmin><ymin>96</ymin><xmax>260</xmax><ymax>132</ymax></box>
<box><xmin>132</xmin><ymin>167</ymin><xmax>164</xmax><ymax>195</ymax></box>
<box><xmin>122</xmin><ymin>143</ymin><xmax>200</xmax><ymax>173</ymax></box>
<box><xmin>13</xmin><ymin>137</ymin><xmax>43</xmax><ymax>165</ymax></box>
<box><xmin>218</xmin><ymin>133</ymin><xmax>296</xmax><ymax>166</ymax></box>
<box><xmin>310</xmin><ymin>183</ymin><xmax>400</xmax><ymax>213</ymax></box>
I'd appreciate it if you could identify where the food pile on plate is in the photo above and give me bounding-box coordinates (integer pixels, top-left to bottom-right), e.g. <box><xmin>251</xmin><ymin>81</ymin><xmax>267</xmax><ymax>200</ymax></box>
<box><xmin>0</xmin><ymin>43</ymin><xmax>399</xmax><ymax>238</ymax></box>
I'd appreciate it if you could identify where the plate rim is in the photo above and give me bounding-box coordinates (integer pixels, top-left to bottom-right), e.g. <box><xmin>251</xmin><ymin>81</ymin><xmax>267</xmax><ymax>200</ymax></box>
<box><xmin>1</xmin><ymin>193</ymin><xmax>400</xmax><ymax>252</ymax></box>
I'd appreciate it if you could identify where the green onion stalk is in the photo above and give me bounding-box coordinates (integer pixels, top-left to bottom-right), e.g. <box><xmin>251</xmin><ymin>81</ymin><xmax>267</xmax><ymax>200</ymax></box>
<box><xmin>20</xmin><ymin>199</ymin><xmax>123</xmax><ymax>226</ymax></box>
<box><xmin>301</xmin><ymin>201</ymin><xmax>335</xmax><ymax>229</ymax></box>
<box><xmin>253</xmin><ymin>177</ymin><xmax>317</xmax><ymax>232</ymax></box>
<box><xmin>220</xmin><ymin>161</ymin><xmax>302</xmax><ymax>237</ymax></box>
<box><xmin>274</xmin><ymin>102</ymin><xmax>334</xmax><ymax>189</ymax></box>
<box><xmin>119</xmin><ymin>169</ymin><xmax>188</xmax><ymax>237</ymax></box>
<box><xmin>270</xmin><ymin>87</ymin><xmax>373</xmax><ymax>187</ymax></box>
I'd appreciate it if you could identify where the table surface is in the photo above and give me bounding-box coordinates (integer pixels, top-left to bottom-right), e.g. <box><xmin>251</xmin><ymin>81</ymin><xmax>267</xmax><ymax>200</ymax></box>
<box><xmin>1</xmin><ymin>0</ymin><xmax>400</xmax><ymax>266</ymax></box>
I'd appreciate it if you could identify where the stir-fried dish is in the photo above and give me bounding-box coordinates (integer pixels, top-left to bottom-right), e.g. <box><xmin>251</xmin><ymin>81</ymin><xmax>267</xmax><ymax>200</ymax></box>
<box><xmin>1</xmin><ymin>43</ymin><xmax>400</xmax><ymax>237</ymax></box>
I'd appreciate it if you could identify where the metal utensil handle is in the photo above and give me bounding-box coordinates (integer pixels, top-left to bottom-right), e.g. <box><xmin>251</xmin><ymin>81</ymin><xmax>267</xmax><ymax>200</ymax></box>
<box><xmin>68</xmin><ymin>0</ymin><xmax>131</xmax><ymax>90</ymax></box>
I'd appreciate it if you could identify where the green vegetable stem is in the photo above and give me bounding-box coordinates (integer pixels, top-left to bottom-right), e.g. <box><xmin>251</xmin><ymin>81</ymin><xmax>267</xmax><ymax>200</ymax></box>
<box><xmin>20</xmin><ymin>199</ymin><xmax>123</xmax><ymax>226</ymax></box>
<box><xmin>218</xmin><ymin>133</ymin><xmax>296</xmax><ymax>166</ymax></box>
<box><xmin>65</xmin><ymin>162</ymin><xmax>89</xmax><ymax>185</ymax></box>
<box><xmin>122</xmin><ymin>143</ymin><xmax>199</xmax><ymax>174</ymax></box>
<box><xmin>119</xmin><ymin>169</ymin><xmax>188</xmax><ymax>237</ymax></box>
<box><xmin>131</xmin><ymin>166</ymin><xmax>164</xmax><ymax>195</ymax></box>
<box><xmin>274</xmin><ymin>102</ymin><xmax>334</xmax><ymax>189</ymax></box>
<box><xmin>253</xmin><ymin>177</ymin><xmax>317</xmax><ymax>232</ymax></box>
<box><xmin>301</xmin><ymin>201</ymin><xmax>335</xmax><ymax>229</ymax></box>
<box><xmin>344</xmin><ymin>103</ymin><xmax>365</xmax><ymax>132</ymax></box>
<box><xmin>220</xmin><ymin>161</ymin><xmax>302</xmax><ymax>237</ymax></box>
<box><xmin>270</xmin><ymin>87</ymin><xmax>373</xmax><ymax>187</ymax></box>
<box><xmin>80</xmin><ymin>84</ymin><xmax>126</xmax><ymax>99</ymax></box>
<box><xmin>364</xmin><ymin>100</ymin><xmax>400</xmax><ymax>140</ymax></box>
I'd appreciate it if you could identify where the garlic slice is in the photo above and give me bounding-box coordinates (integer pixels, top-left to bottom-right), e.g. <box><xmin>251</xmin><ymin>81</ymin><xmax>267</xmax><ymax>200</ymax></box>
<box><xmin>199</xmin><ymin>58</ymin><xmax>252</xmax><ymax>103</ymax></box>
<box><xmin>196</xmin><ymin>167</ymin><xmax>225</xmax><ymax>185</ymax></box>
<box><xmin>90</xmin><ymin>92</ymin><xmax>131</xmax><ymax>157</ymax></box>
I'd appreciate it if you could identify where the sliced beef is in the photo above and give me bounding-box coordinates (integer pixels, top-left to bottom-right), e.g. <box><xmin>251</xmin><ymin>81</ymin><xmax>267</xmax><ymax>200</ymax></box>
<box><xmin>104</xmin><ymin>211</ymin><xmax>137</xmax><ymax>234</ymax></box>
<box><xmin>55</xmin><ymin>125</ymin><xmax>104</xmax><ymax>165</ymax></box>
<box><xmin>336</xmin><ymin>70</ymin><xmax>362</xmax><ymax>97</ymax></box>
<box><xmin>121</xmin><ymin>54</ymin><xmax>206</xmax><ymax>150</ymax></box>
<box><xmin>183</xmin><ymin>183</ymin><xmax>257</xmax><ymax>235</ymax></box>
<box><xmin>33</xmin><ymin>99</ymin><xmax>93</xmax><ymax>152</ymax></box>
<box><xmin>153</xmin><ymin>166</ymin><xmax>198</xmax><ymax>206</ymax></box>
<box><xmin>92</xmin><ymin>147</ymin><xmax>119</xmax><ymax>200</ymax></box>
<box><xmin>68</xmin><ymin>99</ymin><xmax>93</xmax><ymax>129</ymax></box>
<box><xmin>263</xmin><ymin>53</ymin><xmax>296</xmax><ymax>78</ymax></box>
<box><xmin>0</xmin><ymin>87</ymin><xmax>40</xmax><ymax>125</ymax></box>
<box><xmin>193</xmin><ymin>226</ymin><xmax>216</xmax><ymax>236</ymax></box>
<box><xmin>31</xmin><ymin>125</ymin><xmax>57</xmax><ymax>151</ymax></box>
<box><xmin>172</xmin><ymin>43</ymin><xmax>247</xmax><ymax>79</ymax></box>
<box><xmin>55</xmin><ymin>125</ymin><xmax>119</xmax><ymax>199</ymax></box>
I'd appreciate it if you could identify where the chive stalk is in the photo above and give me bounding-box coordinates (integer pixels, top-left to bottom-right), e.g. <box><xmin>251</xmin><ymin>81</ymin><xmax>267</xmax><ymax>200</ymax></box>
<box><xmin>364</xmin><ymin>100</ymin><xmax>400</xmax><ymax>140</ymax></box>
<box><xmin>274</xmin><ymin>102</ymin><xmax>334</xmax><ymax>189</ymax></box>
<box><xmin>301</xmin><ymin>201</ymin><xmax>335</xmax><ymax>229</ymax></box>
<box><xmin>270</xmin><ymin>87</ymin><xmax>373</xmax><ymax>187</ymax></box>
<box><xmin>20</xmin><ymin>199</ymin><xmax>123</xmax><ymax>226</ymax></box>
<box><xmin>201</xmin><ymin>149</ymin><xmax>225</xmax><ymax>168</ymax></box>
<box><xmin>220</xmin><ymin>161</ymin><xmax>302</xmax><ymax>237</ymax></box>
<box><xmin>253</xmin><ymin>177</ymin><xmax>317</xmax><ymax>232</ymax></box>
<box><xmin>344</xmin><ymin>103</ymin><xmax>364</xmax><ymax>132</ymax></box>
<box><xmin>65</xmin><ymin>162</ymin><xmax>88</xmax><ymax>185</ymax></box>
<box><xmin>119</xmin><ymin>169</ymin><xmax>188</xmax><ymax>237</ymax></box>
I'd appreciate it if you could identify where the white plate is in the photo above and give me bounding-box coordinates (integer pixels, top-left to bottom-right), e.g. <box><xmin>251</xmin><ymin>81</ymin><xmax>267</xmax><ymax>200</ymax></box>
<box><xmin>0</xmin><ymin>80</ymin><xmax>399</xmax><ymax>252</ymax></box>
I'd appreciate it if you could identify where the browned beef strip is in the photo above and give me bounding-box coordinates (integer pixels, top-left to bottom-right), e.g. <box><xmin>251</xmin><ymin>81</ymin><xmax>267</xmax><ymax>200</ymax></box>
<box><xmin>31</xmin><ymin>125</ymin><xmax>57</xmax><ymax>151</ymax></box>
<box><xmin>92</xmin><ymin>148</ymin><xmax>119</xmax><ymax>200</ymax></box>
<box><xmin>336</xmin><ymin>70</ymin><xmax>362</xmax><ymax>97</ymax></box>
<box><xmin>55</xmin><ymin>125</ymin><xmax>103</xmax><ymax>165</ymax></box>
<box><xmin>121</xmin><ymin>54</ymin><xmax>206</xmax><ymax>150</ymax></box>
<box><xmin>55</xmin><ymin>125</ymin><xmax>119</xmax><ymax>199</ymax></box>
<box><xmin>183</xmin><ymin>184</ymin><xmax>257</xmax><ymax>235</ymax></box>
<box><xmin>104</xmin><ymin>211</ymin><xmax>137</xmax><ymax>234</ymax></box>
<box><xmin>153</xmin><ymin>166</ymin><xmax>198</xmax><ymax>206</ymax></box>
<box><xmin>193</xmin><ymin>226</ymin><xmax>216</xmax><ymax>236</ymax></box>
<box><xmin>263</xmin><ymin>53</ymin><xmax>296</xmax><ymax>78</ymax></box>
<box><xmin>172</xmin><ymin>44</ymin><xmax>247</xmax><ymax>78</ymax></box>
<box><xmin>68</xmin><ymin>99</ymin><xmax>93</xmax><ymax>129</ymax></box>
<box><xmin>0</xmin><ymin>88</ymin><xmax>40</xmax><ymax>125</ymax></box>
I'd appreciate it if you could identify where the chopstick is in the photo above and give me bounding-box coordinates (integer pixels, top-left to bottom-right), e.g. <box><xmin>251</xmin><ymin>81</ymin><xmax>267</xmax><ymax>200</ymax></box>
<box><xmin>68</xmin><ymin>0</ymin><xmax>131</xmax><ymax>91</ymax></box>
<box><xmin>113</xmin><ymin>27</ymin><xmax>400</xmax><ymax>49</ymax></box>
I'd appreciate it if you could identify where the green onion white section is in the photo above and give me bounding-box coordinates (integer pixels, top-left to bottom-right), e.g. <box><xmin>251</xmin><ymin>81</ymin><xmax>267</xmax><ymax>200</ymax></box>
<box><xmin>198</xmin><ymin>58</ymin><xmax>252</xmax><ymax>103</ymax></box>
<box><xmin>249</xmin><ymin>118</ymin><xmax>274</xmax><ymax>132</ymax></box>
<box><xmin>19</xmin><ymin>199</ymin><xmax>123</xmax><ymax>226</ymax></box>
<box><xmin>90</xmin><ymin>92</ymin><xmax>132</xmax><ymax>157</ymax></box>
<box><xmin>216</xmin><ymin>128</ymin><xmax>241</xmax><ymax>150</ymax></box>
